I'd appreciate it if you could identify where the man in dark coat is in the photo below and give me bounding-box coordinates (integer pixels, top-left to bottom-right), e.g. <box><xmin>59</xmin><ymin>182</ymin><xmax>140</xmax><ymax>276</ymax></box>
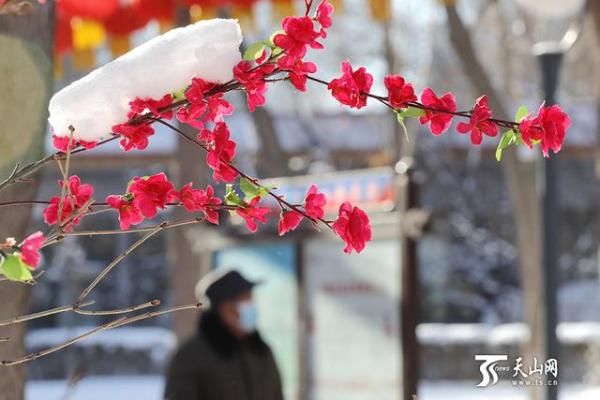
<box><xmin>164</xmin><ymin>270</ymin><xmax>284</xmax><ymax>400</ymax></box>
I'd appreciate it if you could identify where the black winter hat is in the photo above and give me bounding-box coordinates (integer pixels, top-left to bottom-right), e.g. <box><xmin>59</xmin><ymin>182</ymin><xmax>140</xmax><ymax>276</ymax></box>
<box><xmin>202</xmin><ymin>270</ymin><xmax>259</xmax><ymax>306</ymax></box>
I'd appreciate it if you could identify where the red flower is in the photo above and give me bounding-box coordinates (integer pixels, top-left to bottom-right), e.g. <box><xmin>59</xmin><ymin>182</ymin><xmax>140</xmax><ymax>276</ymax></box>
<box><xmin>174</xmin><ymin>77</ymin><xmax>216</xmax><ymax>127</ymax></box>
<box><xmin>236</xmin><ymin>197</ymin><xmax>270</xmax><ymax>232</ymax></box>
<box><xmin>304</xmin><ymin>184</ymin><xmax>327</xmax><ymax>219</ymax></box>
<box><xmin>112</xmin><ymin>122</ymin><xmax>155</xmax><ymax>151</ymax></box>
<box><xmin>199</xmin><ymin>122</ymin><xmax>239</xmax><ymax>183</ymax></box>
<box><xmin>128</xmin><ymin>94</ymin><xmax>174</xmax><ymax>119</ymax></box>
<box><xmin>19</xmin><ymin>231</ymin><xmax>44</xmax><ymax>269</ymax></box>
<box><xmin>233</xmin><ymin>61</ymin><xmax>276</xmax><ymax>112</ymax></box>
<box><xmin>328</xmin><ymin>61</ymin><xmax>373</xmax><ymax>109</ymax></box>
<box><xmin>278</xmin><ymin>57</ymin><xmax>317</xmax><ymax>92</ymax></box>
<box><xmin>456</xmin><ymin>95</ymin><xmax>498</xmax><ymax>145</ymax></box>
<box><xmin>419</xmin><ymin>88</ymin><xmax>457</xmax><ymax>135</ymax></box>
<box><xmin>106</xmin><ymin>195</ymin><xmax>144</xmax><ymax>230</ymax></box>
<box><xmin>206</xmin><ymin>95</ymin><xmax>234</xmax><ymax>123</ymax></box>
<box><xmin>129</xmin><ymin>173</ymin><xmax>177</xmax><ymax>219</ymax></box>
<box><xmin>176</xmin><ymin>103</ymin><xmax>207</xmax><ymax>129</ymax></box>
<box><xmin>178</xmin><ymin>183</ymin><xmax>222</xmax><ymax>225</ymax></box>
<box><xmin>315</xmin><ymin>0</ymin><xmax>334</xmax><ymax>36</ymax></box>
<box><xmin>52</xmin><ymin>135</ymin><xmax>98</xmax><ymax>152</ymax></box>
<box><xmin>332</xmin><ymin>202</ymin><xmax>372</xmax><ymax>254</ymax></box>
<box><xmin>185</xmin><ymin>78</ymin><xmax>215</xmax><ymax>104</ymax></box>
<box><xmin>519</xmin><ymin>103</ymin><xmax>570</xmax><ymax>157</ymax></box>
<box><xmin>278</xmin><ymin>210</ymin><xmax>303</xmax><ymax>236</ymax></box>
<box><xmin>384</xmin><ymin>74</ymin><xmax>417</xmax><ymax>109</ymax></box>
<box><xmin>273</xmin><ymin>16</ymin><xmax>322</xmax><ymax>59</ymax></box>
<box><xmin>43</xmin><ymin>176</ymin><xmax>94</xmax><ymax>228</ymax></box>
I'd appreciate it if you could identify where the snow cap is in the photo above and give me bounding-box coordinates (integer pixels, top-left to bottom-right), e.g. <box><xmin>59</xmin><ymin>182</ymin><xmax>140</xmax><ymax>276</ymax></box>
<box><xmin>49</xmin><ymin>19</ymin><xmax>242</xmax><ymax>143</ymax></box>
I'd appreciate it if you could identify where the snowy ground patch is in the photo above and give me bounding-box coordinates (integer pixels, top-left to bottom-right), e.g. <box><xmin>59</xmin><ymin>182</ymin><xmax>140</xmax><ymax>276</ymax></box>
<box><xmin>26</xmin><ymin>377</ymin><xmax>600</xmax><ymax>400</ymax></box>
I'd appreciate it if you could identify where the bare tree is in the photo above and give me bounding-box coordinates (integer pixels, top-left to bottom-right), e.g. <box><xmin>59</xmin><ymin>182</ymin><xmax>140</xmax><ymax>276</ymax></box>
<box><xmin>443</xmin><ymin>3</ymin><xmax>545</xmax><ymax>399</ymax></box>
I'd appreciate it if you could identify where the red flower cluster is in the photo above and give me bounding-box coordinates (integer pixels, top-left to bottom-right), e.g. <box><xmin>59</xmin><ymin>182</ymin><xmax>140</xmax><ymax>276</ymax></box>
<box><xmin>128</xmin><ymin>172</ymin><xmax>178</xmax><ymax>219</ymax></box>
<box><xmin>278</xmin><ymin>184</ymin><xmax>327</xmax><ymax>236</ymax></box>
<box><xmin>112</xmin><ymin>122</ymin><xmax>155</xmax><ymax>151</ymax></box>
<box><xmin>43</xmin><ymin>176</ymin><xmax>94</xmax><ymax>229</ymax></box>
<box><xmin>328</xmin><ymin>61</ymin><xmax>373</xmax><ymax>109</ymax></box>
<box><xmin>177</xmin><ymin>78</ymin><xmax>234</xmax><ymax>128</ymax></box>
<box><xmin>519</xmin><ymin>103</ymin><xmax>570</xmax><ymax>157</ymax></box>
<box><xmin>233</xmin><ymin>61</ymin><xmax>276</xmax><ymax>112</ymax></box>
<box><xmin>52</xmin><ymin>135</ymin><xmax>98</xmax><ymax>152</ymax></box>
<box><xmin>419</xmin><ymin>88</ymin><xmax>457</xmax><ymax>135</ymax></box>
<box><xmin>315</xmin><ymin>0</ymin><xmax>334</xmax><ymax>35</ymax></box>
<box><xmin>272</xmin><ymin>1</ymin><xmax>333</xmax><ymax>92</ymax></box>
<box><xmin>106</xmin><ymin>195</ymin><xmax>144</xmax><ymax>231</ymax></box>
<box><xmin>112</xmin><ymin>94</ymin><xmax>179</xmax><ymax>152</ymax></box>
<box><xmin>385</xmin><ymin>74</ymin><xmax>417</xmax><ymax>109</ymax></box>
<box><xmin>332</xmin><ymin>202</ymin><xmax>372</xmax><ymax>254</ymax></box>
<box><xmin>107</xmin><ymin>173</ymin><xmax>223</xmax><ymax>230</ymax></box>
<box><xmin>237</xmin><ymin>197</ymin><xmax>270</xmax><ymax>232</ymax></box>
<box><xmin>457</xmin><ymin>95</ymin><xmax>498</xmax><ymax>145</ymax></box>
<box><xmin>178</xmin><ymin>183</ymin><xmax>222</xmax><ymax>225</ymax></box>
<box><xmin>274</xmin><ymin>16</ymin><xmax>323</xmax><ymax>61</ymax></box>
<box><xmin>128</xmin><ymin>94</ymin><xmax>174</xmax><ymax>119</ymax></box>
<box><xmin>278</xmin><ymin>57</ymin><xmax>317</xmax><ymax>92</ymax></box>
<box><xmin>198</xmin><ymin>122</ymin><xmax>239</xmax><ymax>183</ymax></box>
<box><xmin>19</xmin><ymin>231</ymin><xmax>45</xmax><ymax>269</ymax></box>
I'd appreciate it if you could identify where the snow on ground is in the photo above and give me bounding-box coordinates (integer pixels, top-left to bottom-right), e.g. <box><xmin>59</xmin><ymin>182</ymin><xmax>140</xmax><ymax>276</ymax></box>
<box><xmin>417</xmin><ymin>322</ymin><xmax>600</xmax><ymax>345</ymax></box>
<box><xmin>26</xmin><ymin>327</ymin><xmax>176</xmax><ymax>351</ymax></box>
<box><xmin>26</xmin><ymin>377</ymin><xmax>600</xmax><ymax>400</ymax></box>
<box><xmin>48</xmin><ymin>18</ymin><xmax>242</xmax><ymax>141</ymax></box>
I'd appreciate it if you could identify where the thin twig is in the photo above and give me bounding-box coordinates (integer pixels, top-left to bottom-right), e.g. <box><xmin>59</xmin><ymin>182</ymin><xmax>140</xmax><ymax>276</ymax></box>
<box><xmin>0</xmin><ymin>302</ymin><xmax>202</xmax><ymax>366</ymax></box>
<box><xmin>0</xmin><ymin>317</ymin><xmax>126</xmax><ymax>366</ymax></box>
<box><xmin>0</xmin><ymin>301</ymin><xmax>94</xmax><ymax>327</ymax></box>
<box><xmin>73</xmin><ymin>299</ymin><xmax>160</xmax><ymax>316</ymax></box>
<box><xmin>75</xmin><ymin>224</ymin><xmax>164</xmax><ymax>304</ymax></box>
<box><xmin>111</xmin><ymin>302</ymin><xmax>202</xmax><ymax>329</ymax></box>
<box><xmin>59</xmin><ymin>217</ymin><xmax>206</xmax><ymax>238</ymax></box>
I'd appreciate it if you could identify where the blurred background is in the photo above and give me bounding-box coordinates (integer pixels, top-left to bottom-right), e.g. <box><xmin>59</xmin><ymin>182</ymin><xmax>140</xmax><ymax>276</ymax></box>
<box><xmin>0</xmin><ymin>0</ymin><xmax>599</xmax><ymax>399</ymax></box>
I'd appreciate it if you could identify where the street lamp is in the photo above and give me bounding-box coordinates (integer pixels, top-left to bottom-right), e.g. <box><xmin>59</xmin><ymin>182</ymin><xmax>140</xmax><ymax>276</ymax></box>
<box><xmin>513</xmin><ymin>1</ymin><xmax>586</xmax><ymax>400</ymax></box>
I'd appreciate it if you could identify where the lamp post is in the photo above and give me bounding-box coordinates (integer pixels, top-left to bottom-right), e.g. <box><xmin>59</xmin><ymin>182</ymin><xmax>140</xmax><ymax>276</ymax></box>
<box><xmin>514</xmin><ymin>1</ymin><xmax>585</xmax><ymax>399</ymax></box>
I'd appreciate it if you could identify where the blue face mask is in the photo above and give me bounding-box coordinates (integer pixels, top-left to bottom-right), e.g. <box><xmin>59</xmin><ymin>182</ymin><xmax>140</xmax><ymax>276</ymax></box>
<box><xmin>238</xmin><ymin>301</ymin><xmax>258</xmax><ymax>333</ymax></box>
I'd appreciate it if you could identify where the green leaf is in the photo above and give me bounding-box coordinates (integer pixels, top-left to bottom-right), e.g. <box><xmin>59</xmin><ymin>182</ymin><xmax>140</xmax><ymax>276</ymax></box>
<box><xmin>224</xmin><ymin>184</ymin><xmax>244</xmax><ymax>207</ymax></box>
<box><xmin>243</xmin><ymin>42</ymin><xmax>266</xmax><ymax>61</ymax></box>
<box><xmin>515</xmin><ymin>105</ymin><xmax>529</xmax><ymax>122</ymax></box>
<box><xmin>495</xmin><ymin>130</ymin><xmax>516</xmax><ymax>162</ymax></box>
<box><xmin>0</xmin><ymin>254</ymin><xmax>33</xmax><ymax>282</ymax></box>
<box><xmin>398</xmin><ymin>106</ymin><xmax>426</xmax><ymax>118</ymax></box>
<box><xmin>171</xmin><ymin>87</ymin><xmax>186</xmax><ymax>101</ymax></box>
<box><xmin>240</xmin><ymin>177</ymin><xmax>270</xmax><ymax>200</ymax></box>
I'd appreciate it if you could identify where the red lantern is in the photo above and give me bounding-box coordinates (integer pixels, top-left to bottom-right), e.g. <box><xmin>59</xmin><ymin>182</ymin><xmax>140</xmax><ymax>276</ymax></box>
<box><xmin>133</xmin><ymin>0</ymin><xmax>176</xmax><ymax>22</ymax></box>
<box><xmin>57</xmin><ymin>0</ymin><xmax>119</xmax><ymax>20</ymax></box>
<box><xmin>54</xmin><ymin>9</ymin><xmax>72</xmax><ymax>55</ymax></box>
<box><xmin>178</xmin><ymin>0</ymin><xmax>222</xmax><ymax>6</ymax></box>
<box><xmin>104</xmin><ymin>5</ymin><xmax>151</xmax><ymax>36</ymax></box>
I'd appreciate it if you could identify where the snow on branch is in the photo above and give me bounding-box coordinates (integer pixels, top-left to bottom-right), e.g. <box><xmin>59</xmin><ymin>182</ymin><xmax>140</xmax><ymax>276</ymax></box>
<box><xmin>49</xmin><ymin>19</ymin><xmax>242</xmax><ymax>142</ymax></box>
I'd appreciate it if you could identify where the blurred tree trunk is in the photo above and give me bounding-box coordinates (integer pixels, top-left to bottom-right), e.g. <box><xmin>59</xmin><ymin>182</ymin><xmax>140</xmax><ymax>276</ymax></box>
<box><xmin>444</xmin><ymin>4</ymin><xmax>544</xmax><ymax>400</ymax></box>
<box><xmin>0</xmin><ymin>1</ymin><xmax>54</xmax><ymax>399</ymax></box>
<box><xmin>251</xmin><ymin>107</ymin><xmax>291</xmax><ymax>177</ymax></box>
